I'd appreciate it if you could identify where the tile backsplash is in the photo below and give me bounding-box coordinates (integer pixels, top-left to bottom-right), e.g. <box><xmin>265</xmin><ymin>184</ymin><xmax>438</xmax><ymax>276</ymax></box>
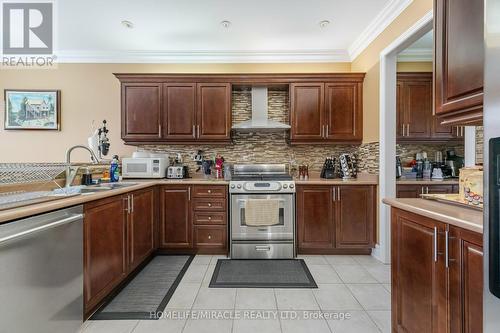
<box><xmin>139</xmin><ymin>89</ymin><xmax>466</xmax><ymax>175</ymax></box>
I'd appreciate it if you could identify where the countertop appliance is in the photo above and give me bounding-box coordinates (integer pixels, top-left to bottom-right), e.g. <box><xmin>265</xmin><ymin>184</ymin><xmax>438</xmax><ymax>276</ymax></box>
<box><xmin>396</xmin><ymin>156</ymin><xmax>402</xmax><ymax>178</ymax></box>
<box><xmin>122</xmin><ymin>156</ymin><xmax>168</xmax><ymax>178</ymax></box>
<box><xmin>167</xmin><ymin>165</ymin><xmax>186</xmax><ymax>179</ymax></box>
<box><xmin>0</xmin><ymin>206</ymin><xmax>83</xmax><ymax>333</ymax></box>
<box><xmin>229</xmin><ymin>164</ymin><xmax>295</xmax><ymax>259</ymax></box>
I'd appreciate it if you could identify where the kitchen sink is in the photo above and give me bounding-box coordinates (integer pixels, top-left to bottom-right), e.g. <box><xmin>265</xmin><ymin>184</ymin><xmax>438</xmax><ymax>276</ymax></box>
<box><xmin>78</xmin><ymin>182</ymin><xmax>138</xmax><ymax>194</ymax></box>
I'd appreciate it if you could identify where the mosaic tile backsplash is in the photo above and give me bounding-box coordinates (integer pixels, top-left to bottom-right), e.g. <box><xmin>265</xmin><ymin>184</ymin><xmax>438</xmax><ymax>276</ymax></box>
<box><xmin>139</xmin><ymin>89</ymin><xmax>466</xmax><ymax>175</ymax></box>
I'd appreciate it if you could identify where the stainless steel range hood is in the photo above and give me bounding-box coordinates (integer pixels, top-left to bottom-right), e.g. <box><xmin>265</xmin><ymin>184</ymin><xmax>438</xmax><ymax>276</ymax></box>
<box><xmin>232</xmin><ymin>86</ymin><xmax>291</xmax><ymax>131</ymax></box>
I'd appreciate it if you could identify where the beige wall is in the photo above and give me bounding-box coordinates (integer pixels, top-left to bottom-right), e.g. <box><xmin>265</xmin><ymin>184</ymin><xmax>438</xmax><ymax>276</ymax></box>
<box><xmin>0</xmin><ymin>63</ymin><xmax>350</xmax><ymax>163</ymax></box>
<box><xmin>397</xmin><ymin>61</ymin><xmax>433</xmax><ymax>72</ymax></box>
<box><xmin>352</xmin><ymin>0</ymin><xmax>433</xmax><ymax>143</ymax></box>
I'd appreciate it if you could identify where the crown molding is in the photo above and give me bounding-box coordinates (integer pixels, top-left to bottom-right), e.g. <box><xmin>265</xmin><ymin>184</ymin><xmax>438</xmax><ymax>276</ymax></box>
<box><xmin>54</xmin><ymin>49</ymin><xmax>351</xmax><ymax>63</ymax></box>
<box><xmin>397</xmin><ymin>48</ymin><xmax>433</xmax><ymax>62</ymax></box>
<box><xmin>348</xmin><ymin>0</ymin><xmax>413</xmax><ymax>61</ymax></box>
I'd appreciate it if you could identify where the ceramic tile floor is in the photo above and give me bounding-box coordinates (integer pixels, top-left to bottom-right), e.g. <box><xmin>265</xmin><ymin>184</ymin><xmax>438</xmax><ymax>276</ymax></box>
<box><xmin>82</xmin><ymin>255</ymin><xmax>391</xmax><ymax>333</ymax></box>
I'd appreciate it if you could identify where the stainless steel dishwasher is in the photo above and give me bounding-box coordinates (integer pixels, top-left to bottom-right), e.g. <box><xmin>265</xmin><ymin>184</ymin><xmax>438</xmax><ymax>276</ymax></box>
<box><xmin>0</xmin><ymin>206</ymin><xmax>84</xmax><ymax>333</ymax></box>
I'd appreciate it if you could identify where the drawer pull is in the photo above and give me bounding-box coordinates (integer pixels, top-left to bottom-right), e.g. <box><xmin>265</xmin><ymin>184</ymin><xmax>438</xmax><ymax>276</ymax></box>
<box><xmin>255</xmin><ymin>245</ymin><xmax>271</xmax><ymax>251</ymax></box>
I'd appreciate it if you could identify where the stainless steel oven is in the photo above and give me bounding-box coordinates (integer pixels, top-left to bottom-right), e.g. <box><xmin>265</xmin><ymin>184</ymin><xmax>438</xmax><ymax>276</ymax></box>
<box><xmin>229</xmin><ymin>164</ymin><xmax>296</xmax><ymax>259</ymax></box>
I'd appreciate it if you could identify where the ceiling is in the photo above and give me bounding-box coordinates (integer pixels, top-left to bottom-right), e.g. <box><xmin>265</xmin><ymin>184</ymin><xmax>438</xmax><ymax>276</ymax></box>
<box><xmin>56</xmin><ymin>0</ymin><xmax>413</xmax><ymax>63</ymax></box>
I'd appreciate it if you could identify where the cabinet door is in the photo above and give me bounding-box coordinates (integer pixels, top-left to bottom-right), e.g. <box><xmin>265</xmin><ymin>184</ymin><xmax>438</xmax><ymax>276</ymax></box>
<box><xmin>325</xmin><ymin>83</ymin><xmax>362</xmax><ymax>142</ymax></box>
<box><xmin>163</xmin><ymin>83</ymin><xmax>196</xmax><ymax>140</ymax></box>
<box><xmin>448</xmin><ymin>226</ymin><xmax>483</xmax><ymax>333</ymax></box>
<box><xmin>296</xmin><ymin>186</ymin><xmax>334</xmax><ymax>251</ymax></box>
<box><xmin>391</xmin><ymin>208</ymin><xmax>447</xmax><ymax>333</ymax></box>
<box><xmin>396</xmin><ymin>185</ymin><xmax>422</xmax><ymax>198</ymax></box>
<box><xmin>196</xmin><ymin>83</ymin><xmax>231</xmax><ymax>141</ymax></box>
<box><xmin>129</xmin><ymin>188</ymin><xmax>155</xmax><ymax>271</ymax></box>
<box><xmin>121</xmin><ymin>83</ymin><xmax>162</xmax><ymax>141</ymax></box>
<box><xmin>335</xmin><ymin>185</ymin><xmax>375</xmax><ymax>248</ymax></box>
<box><xmin>160</xmin><ymin>186</ymin><xmax>192</xmax><ymax>248</ymax></box>
<box><xmin>434</xmin><ymin>0</ymin><xmax>483</xmax><ymax>123</ymax></box>
<box><xmin>84</xmin><ymin>196</ymin><xmax>127</xmax><ymax>311</ymax></box>
<box><xmin>290</xmin><ymin>83</ymin><xmax>325</xmax><ymax>141</ymax></box>
<box><xmin>404</xmin><ymin>80</ymin><xmax>432</xmax><ymax>139</ymax></box>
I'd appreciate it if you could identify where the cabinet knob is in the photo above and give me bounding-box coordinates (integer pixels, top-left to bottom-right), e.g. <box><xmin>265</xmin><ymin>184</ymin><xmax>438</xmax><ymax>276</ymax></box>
<box><xmin>208</xmin><ymin>235</ymin><xmax>212</xmax><ymax>240</ymax></box>
<box><xmin>208</xmin><ymin>203</ymin><xmax>212</xmax><ymax>207</ymax></box>
<box><xmin>208</xmin><ymin>216</ymin><xmax>212</xmax><ymax>220</ymax></box>
<box><xmin>208</xmin><ymin>190</ymin><xmax>212</xmax><ymax>193</ymax></box>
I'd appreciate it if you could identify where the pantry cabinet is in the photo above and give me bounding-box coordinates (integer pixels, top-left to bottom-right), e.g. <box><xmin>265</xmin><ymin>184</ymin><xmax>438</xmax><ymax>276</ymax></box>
<box><xmin>296</xmin><ymin>185</ymin><xmax>375</xmax><ymax>254</ymax></box>
<box><xmin>391</xmin><ymin>208</ymin><xmax>483</xmax><ymax>333</ymax></box>
<box><xmin>290</xmin><ymin>79</ymin><xmax>363</xmax><ymax>144</ymax></box>
<box><xmin>397</xmin><ymin>73</ymin><xmax>461</xmax><ymax>142</ymax></box>
<box><xmin>434</xmin><ymin>0</ymin><xmax>484</xmax><ymax>125</ymax></box>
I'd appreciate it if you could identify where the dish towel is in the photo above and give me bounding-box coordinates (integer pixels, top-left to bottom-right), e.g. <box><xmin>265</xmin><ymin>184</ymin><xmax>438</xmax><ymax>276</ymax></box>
<box><xmin>245</xmin><ymin>199</ymin><xmax>280</xmax><ymax>226</ymax></box>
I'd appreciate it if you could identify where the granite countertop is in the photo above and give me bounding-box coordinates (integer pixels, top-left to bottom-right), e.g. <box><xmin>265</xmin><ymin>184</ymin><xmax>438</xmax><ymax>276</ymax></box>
<box><xmin>396</xmin><ymin>178</ymin><xmax>459</xmax><ymax>185</ymax></box>
<box><xmin>295</xmin><ymin>172</ymin><xmax>378</xmax><ymax>185</ymax></box>
<box><xmin>382</xmin><ymin>198</ymin><xmax>483</xmax><ymax>234</ymax></box>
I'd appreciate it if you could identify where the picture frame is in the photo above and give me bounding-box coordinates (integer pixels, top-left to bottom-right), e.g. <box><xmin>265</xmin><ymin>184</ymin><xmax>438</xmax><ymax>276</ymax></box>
<box><xmin>4</xmin><ymin>89</ymin><xmax>61</xmax><ymax>130</ymax></box>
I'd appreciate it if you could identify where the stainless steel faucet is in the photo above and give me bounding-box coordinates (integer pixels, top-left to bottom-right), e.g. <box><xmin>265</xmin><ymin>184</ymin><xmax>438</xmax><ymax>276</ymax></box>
<box><xmin>65</xmin><ymin>145</ymin><xmax>99</xmax><ymax>187</ymax></box>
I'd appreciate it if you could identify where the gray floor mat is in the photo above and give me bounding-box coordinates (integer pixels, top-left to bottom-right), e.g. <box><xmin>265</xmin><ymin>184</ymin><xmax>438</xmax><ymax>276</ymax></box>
<box><xmin>209</xmin><ymin>259</ymin><xmax>317</xmax><ymax>288</ymax></box>
<box><xmin>91</xmin><ymin>255</ymin><xmax>193</xmax><ymax>320</ymax></box>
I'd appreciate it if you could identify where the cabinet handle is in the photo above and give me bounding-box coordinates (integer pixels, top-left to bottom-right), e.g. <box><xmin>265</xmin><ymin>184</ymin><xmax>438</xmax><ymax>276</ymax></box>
<box><xmin>433</xmin><ymin>226</ymin><xmax>438</xmax><ymax>262</ymax></box>
<box><xmin>123</xmin><ymin>196</ymin><xmax>130</xmax><ymax>213</ymax></box>
<box><xmin>197</xmin><ymin>125</ymin><xmax>200</xmax><ymax>138</ymax></box>
<box><xmin>188</xmin><ymin>187</ymin><xmax>191</xmax><ymax>201</ymax></box>
<box><xmin>332</xmin><ymin>187</ymin><xmax>336</xmax><ymax>202</ymax></box>
<box><xmin>158</xmin><ymin>124</ymin><xmax>162</xmax><ymax>138</ymax></box>
<box><xmin>325</xmin><ymin>125</ymin><xmax>329</xmax><ymax>138</ymax></box>
<box><xmin>461</xmin><ymin>126</ymin><xmax>464</xmax><ymax>137</ymax></box>
<box><xmin>445</xmin><ymin>231</ymin><xmax>456</xmax><ymax>268</ymax></box>
<box><xmin>421</xmin><ymin>187</ymin><xmax>425</xmax><ymax>195</ymax></box>
<box><xmin>337</xmin><ymin>187</ymin><xmax>341</xmax><ymax>201</ymax></box>
<box><xmin>426</xmin><ymin>187</ymin><xmax>429</xmax><ymax>194</ymax></box>
<box><xmin>402</xmin><ymin>124</ymin><xmax>405</xmax><ymax>137</ymax></box>
<box><xmin>406</xmin><ymin>124</ymin><xmax>410</xmax><ymax>136</ymax></box>
<box><xmin>192</xmin><ymin>125</ymin><xmax>196</xmax><ymax>138</ymax></box>
<box><xmin>130</xmin><ymin>194</ymin><xmax>134</xmax><ymax>213</ymax></box>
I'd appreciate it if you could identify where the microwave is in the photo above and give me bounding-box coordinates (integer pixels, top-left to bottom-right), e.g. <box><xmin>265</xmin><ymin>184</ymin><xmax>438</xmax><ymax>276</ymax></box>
<box><xmin>122</xmin><ymin>157</ymin><xmax>168</xmax><ymax>178</ymax></box>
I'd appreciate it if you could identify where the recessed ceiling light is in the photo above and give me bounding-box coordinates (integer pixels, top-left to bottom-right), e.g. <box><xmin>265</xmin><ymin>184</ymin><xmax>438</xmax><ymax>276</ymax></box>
<box><xmin>319</xmin><ymin>20</ymin><xmax>330</xmax><ymax>29</ymax></box>
<box><xmin>220</xmin><ymin>20</ymin><xmax>231</xmax><ymax>29</ymax></box>
<box><xmin>121</xmin><ymin>20</ymin><xmax>134</xmax><ymax>29</ymax></box>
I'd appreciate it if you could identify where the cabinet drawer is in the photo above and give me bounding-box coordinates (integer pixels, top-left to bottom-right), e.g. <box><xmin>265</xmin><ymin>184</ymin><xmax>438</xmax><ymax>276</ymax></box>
<box><xmin>193</xmin><ymin>185</ymin><xmax>227</xmax><ymax>198</ymax></box>
<box><xmin>192</xmin><ymin>198</ymin><xmax>226</xmax><ymax>211</ymax></box>
<box><xmin>193</xmin><ymin>212</ymin><xmax>226</xmax><ymax>225</ymax></box>
<box><xmin>194</xmin><ymin>226</ymin><xmax>227</xmax><ymax>247</ymax></box>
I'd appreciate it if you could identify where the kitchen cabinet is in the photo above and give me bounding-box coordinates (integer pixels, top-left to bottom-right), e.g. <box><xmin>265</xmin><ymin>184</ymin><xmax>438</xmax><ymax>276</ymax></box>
<box><xmin>159</xmin><ymin>184</ymin><xmax>228</xmax><ymax>254</ymax></box>
<box><xmin>396</xmin><ymin>183</ymin><xmax>458</xmax><ymax>198</ymax></box>
<box><xmin>128</xmin><ymin>188</ymin><xmax>155</xmax><ymax>271</ymax></box>
<box><xmin>162</xmin><ymin>83</ymin><xmax>196</xmax><ymax>140</ymax></box>
<box><xmin>84</xmin><ymin>195</ymin><xmax>128</xmax><ymax>315</ymax></box>
<box><xmin>335</xmin><ymin>185</ymin><xmax>375</xmax><ymax>249</ymax></box>
<box><xmin>397</xmin><ymin>73</ymin><xmax>461</xmax><ymax>142</ymax></box>
<box><xmin>160</xmin><ymin>185</ymin><xmax>192</xmax><ymax>249</ymax></box>
<box><xmin>434</xmin><ymin>0</ymin><xmax>484</xmax><ymax>125</ymax></box>
<box><xmin>121</xmin><ymin>83</ymin><xmax>162</xmax><ymax>141</ymax></box>
<box><xmin>196</xmin><ymin>83</ymin><xmax>232</xmax><ymax>141</ymax></box>
<box><xmin>290</xmin><ymin>80</ymin><xmax>363</xmax><ymax>144</ymax></box>
<box><xmin>391</xmin><ymin>208</ymin><xmax>483</xmax><ymax>333</ymax></box>
<box><xmin>296</xmin><ymin>185</ymin><xmax>375</xmax><ymax>254</ymax></box>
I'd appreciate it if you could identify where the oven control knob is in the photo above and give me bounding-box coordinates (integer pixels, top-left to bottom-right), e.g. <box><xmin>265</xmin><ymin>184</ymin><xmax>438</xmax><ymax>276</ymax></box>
<box><xmin>237</xmin><ymin>184</ymin><xmax>242</xmax><ymax>189</ymax></box>
<box><xmin>283</xmin><ymin>184</ymin><xmax>288</xmax><ymax>189</ymax></box>
<box><xmin>230</xmin><ymin>184</ymin><xmax>235</xmax><ymax>189</ymax></box>
<box><xmin>289</xmin><ymin>184</ymin><xmax>295</xmax><ymax>189</ymax></box>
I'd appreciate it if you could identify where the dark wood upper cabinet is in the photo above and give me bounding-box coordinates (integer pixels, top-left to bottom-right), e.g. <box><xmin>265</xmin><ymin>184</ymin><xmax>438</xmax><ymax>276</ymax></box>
<box><xmin>162</xmin><ymin>83</ymin><xmax>196</xmax><ymax>140</ymax></box>
<box><xmin>391</xmin><ymin>208</ymin><xmax>447</xmax><ymax>333</ymax></box>
<box><xmin>196</xmin><ymin>83</ymin><xmax>231</xmax><ymax>141</ymax></box>
<box><xmin>290</xmin><ymin>79</ymin><xmax>363</xmax><ymax>144</ymax></box>
<box><xmin>397</xmin><ymin>72</ymin><xmax>460</xmax><ymax>142</ymax></box>
<box><xmin>434</xmin><ymin>0</ymin><xmax>484</xmax><ymax>125</ymax></box>
<box><xmin>335</xmin><ymin>185</ymin><xmax>375</xmax><ymax>249</ymax></box>
<box><xmin>128</xmin><ymin>188</ymin><xmax>155</xmax><ymax>271</ymax></box>
<box><xmin>325</xmin><ymin>83</ymin><xmax>362</xmax><ymax>141</ymax></box>
<box><xmin>121</xmin><ymin>83</ymin><xmax>162</xmax><ymax>141</ymax></box>
<box><xmin>84</xmin><ymin>195</ymin><xmax>128</xmax><ymax>313</ymax></box>
<box><xmin>160</xmin><ymin>185</ymin><xmax>192</xmax><ymax>249</ymax></box>
<box><xmin>296</xmin><ymin>185</ymin><xmax>334</xmax><ymax>251</ymax></box>
<box><xmin>290</xmin><ymin>83</ymin><xmax>325</xmax><ymax>141</ymax></box>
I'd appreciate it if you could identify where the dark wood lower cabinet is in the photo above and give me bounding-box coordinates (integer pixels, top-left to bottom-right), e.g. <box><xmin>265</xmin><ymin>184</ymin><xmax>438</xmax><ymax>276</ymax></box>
<box><xmin>84</xmin><ymin>195</ymin><xmax>128</xmax><ymax>316</ymax></box>
<box><xmin>396</xmin><ymin>183</ymin><xmax>458</xmax><ymax>198</ymax></box>
<box><xmin>160</xmin><ymin>185</ymin><xmax>192</xmax><ymax>248</ymax></box>
<box><xmin>391</xmin><ymin>208</ymin><xmax>483</xmax><ymax>333</ymax></box>
<box><xmin>297</xmin><ymin>185</ymin><xmax>375</xmax><ymax>254</ymax></box>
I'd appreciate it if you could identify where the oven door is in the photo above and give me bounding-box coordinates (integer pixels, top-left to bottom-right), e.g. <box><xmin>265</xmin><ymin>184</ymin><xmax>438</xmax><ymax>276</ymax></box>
<box><xmin>231</xmin><ymin>193</ymin><xmax>294</xmax><ymax>241</ymax></box>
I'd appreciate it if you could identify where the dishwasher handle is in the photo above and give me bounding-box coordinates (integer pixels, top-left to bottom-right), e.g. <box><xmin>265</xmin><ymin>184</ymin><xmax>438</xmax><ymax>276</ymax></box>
<box><xmin>0</xmin><ymin>213</ymin><xmax>83</xmax><ymax>245</ymax></box>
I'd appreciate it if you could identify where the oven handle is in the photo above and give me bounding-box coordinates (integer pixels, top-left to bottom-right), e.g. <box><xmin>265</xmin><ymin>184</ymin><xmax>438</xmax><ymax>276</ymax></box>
<box><xmin>255</xmin><ymin>245</ymin><xmax>271</xmax><ymax>251</ymax></box>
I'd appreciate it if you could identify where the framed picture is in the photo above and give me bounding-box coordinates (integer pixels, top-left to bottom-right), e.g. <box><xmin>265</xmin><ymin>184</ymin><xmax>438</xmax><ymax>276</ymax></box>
<box><xmin>4</xmin><ymin>90</ymin><xmax>61</xmax><ymax>130</ymax></box>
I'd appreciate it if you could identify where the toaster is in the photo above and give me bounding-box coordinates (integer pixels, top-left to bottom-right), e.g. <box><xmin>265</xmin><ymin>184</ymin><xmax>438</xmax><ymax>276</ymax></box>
<box><xmin>167</xmin><ymin>165</ymin><xmax>185</xmax><ymax>179</ymax></box>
